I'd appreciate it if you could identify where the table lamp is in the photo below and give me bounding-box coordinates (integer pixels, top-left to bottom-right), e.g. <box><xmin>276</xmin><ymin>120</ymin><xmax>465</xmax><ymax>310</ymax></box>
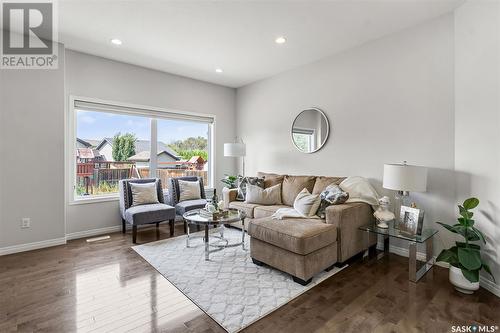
<box><xmin>383</xmin><ymin>161</ymin><xmax>427</xmax><ymax>218</ymax></box>
<box><xmin>224</xmin><ymin>139</ymin><xmax>246</xmax><ymax>176</ymax></box>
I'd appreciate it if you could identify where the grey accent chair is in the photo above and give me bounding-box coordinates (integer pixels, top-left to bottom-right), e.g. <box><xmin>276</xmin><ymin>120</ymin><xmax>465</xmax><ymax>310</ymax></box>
<box><xmin>119</xmin><ymin>178</ymin><xmax>176</xmax><ymax>243</ymax></box>
<box><xmin>167</xmin><ymin>176</ymin><xmax>207</xmax><ymax>231</ymax></box>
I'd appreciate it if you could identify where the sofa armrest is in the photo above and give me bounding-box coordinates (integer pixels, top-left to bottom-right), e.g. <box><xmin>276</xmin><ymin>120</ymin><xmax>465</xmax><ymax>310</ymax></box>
<box><xmin>325</xmin><ymin>202</ymin><xmax>376</xmax><ymax>262</ymax></box>
<box><xmin>222</xmin><ymin>187</ymin><xmax>238</xmax><ymax>209</ymax></box>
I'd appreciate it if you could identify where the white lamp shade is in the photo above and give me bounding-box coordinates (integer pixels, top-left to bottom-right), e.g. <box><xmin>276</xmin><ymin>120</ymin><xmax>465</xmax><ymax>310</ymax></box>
<box><xmin>383</xmin><ymin>163</ymin><xmax>427</xmax><ymax>192</ymax></box>
<box><xmin>224</xmin><ymin>143</ymin><xmax>246</xmax><ymax>157</ymax></box>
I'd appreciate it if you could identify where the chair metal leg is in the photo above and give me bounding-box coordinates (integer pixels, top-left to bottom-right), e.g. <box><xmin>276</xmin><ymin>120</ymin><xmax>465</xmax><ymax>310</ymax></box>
<box><xmin>132</xmin><ymin>225</ymin><xmax>137</xmax><ymax>244</ymax></box>
<box><xmin>122</xmin><ymin>219</ymin><xmax>126</xmax><ymax>234</ymax></box>
<box><xmin>169</xmin><ymin>219</ymin><xmax>174</xmax><ymax>237</ymax></box>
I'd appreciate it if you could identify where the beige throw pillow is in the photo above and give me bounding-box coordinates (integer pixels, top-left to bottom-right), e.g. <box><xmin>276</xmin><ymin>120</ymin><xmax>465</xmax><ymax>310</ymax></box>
<box><xmin>293</xmin><ymin>188</ymin><xmax>321</xmax><ymax>217</ymax></box>
<box><xmin>178</xmin><ymin>180</ymin><xmax>201</xmax><ymax>202</ymax></box>
<box><xmin>130</xmin><ymin>182</ymin><xmax>159</xmax><ymax>206</ymax></box>
<box><xmin>245</xmin><ymin>184</ymin><xmax>282</xmax><ymax>205</ymax></box>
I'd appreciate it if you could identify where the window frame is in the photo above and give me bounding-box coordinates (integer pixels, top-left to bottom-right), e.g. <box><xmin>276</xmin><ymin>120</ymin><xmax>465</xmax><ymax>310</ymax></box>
<box><xmin>67</xmin><ymin>95</ymin><xmax>216</xmax><ymax>205</ymax></box>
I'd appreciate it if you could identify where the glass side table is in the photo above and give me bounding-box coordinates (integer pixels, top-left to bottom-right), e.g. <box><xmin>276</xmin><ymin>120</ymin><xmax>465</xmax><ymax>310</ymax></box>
<box><xmin>358</xmin><ymin>221</ymin><xmax>438</xmax><ymax>282</ymax></box>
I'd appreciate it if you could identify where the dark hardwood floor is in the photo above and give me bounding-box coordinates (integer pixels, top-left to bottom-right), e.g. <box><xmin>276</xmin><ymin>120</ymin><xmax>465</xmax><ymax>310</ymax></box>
<box><xmin>1</xmin><ymin>224</ymin><xmax>499</xmax><ymax>332</ymax></box>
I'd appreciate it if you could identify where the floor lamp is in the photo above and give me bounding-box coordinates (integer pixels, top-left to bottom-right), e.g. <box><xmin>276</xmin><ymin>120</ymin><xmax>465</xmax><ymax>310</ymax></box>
<box><xmin>224</xmin><ymin>141</ymin><xmax>246</xmax><ymax>176</ymax></box>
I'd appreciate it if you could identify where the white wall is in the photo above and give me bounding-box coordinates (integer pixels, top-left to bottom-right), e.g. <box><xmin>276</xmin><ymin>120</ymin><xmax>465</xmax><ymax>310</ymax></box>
<box><xmin>65</xmin><ymin>50</ymin><xmax>237</xmax><ymax>234</ymax></box>
<box><xmin>455</xmin><ymin>0</ymin><xmax>499</xmax><ymax>291</ymax></box>
<box><xmin>237</xmin><ymin>15</ymin><xmax>457</xmax><ymax>256</ymax></box>
<box><xmin>0</xmin><ymin>44</ymin><xmax>66</xmax><ymax>249</ymax></box>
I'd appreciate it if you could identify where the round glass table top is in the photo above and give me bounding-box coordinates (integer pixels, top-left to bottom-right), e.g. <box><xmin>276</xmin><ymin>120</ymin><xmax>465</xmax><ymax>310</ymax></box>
<box><xmin>182</xmin><ymin>208</ymin><xmax>246</xmax><ymax>225</ymax></box>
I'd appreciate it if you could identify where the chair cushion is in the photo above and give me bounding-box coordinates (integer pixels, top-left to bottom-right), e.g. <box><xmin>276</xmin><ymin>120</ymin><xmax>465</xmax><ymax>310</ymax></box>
<box><xmin>124</xmin><ymin>203</ymin><xmax>175</xmax><ymax>225</ymax></box>
<box><xmin>175</xmin><ymin>199</ymin><xmax>207</xmax><ymax>215</ymax></box>
<box><xmin>312</xmin><ymin>176</ymin><xmax>346</xmax><ymax>195</ymax></box>
<box><xmin>178</xmin><ymin>180</ymin><xmax>202</xmax><ymax>202</ymax></box>
<box><xmin>229</xmin><ymin>201</ymin><xmax>260</xmax><ymax>218</ymax></box>
<box><xmin>281</xmin><ymin>175</ymin><xmax>316</xmax><ymax>206</ymax></box>
<box><xmin>254</xmin><ymin>205</ymin><xmax>289</xmax><ymax>219</ymax></box>
<box><xmin>248</xmin><ymin>218</ymin><xmax>337</xmax><ymax>255</ymax></box>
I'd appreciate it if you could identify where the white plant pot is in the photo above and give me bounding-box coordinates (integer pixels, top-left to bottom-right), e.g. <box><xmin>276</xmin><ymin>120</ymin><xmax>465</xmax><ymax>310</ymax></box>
<box><xmin>449</xmin><ymin>265</ymin><xmax>479</xmax><ymax>294</ymax></box>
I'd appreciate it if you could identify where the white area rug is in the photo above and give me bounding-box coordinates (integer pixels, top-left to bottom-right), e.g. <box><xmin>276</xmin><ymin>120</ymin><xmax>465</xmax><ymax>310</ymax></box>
<box><xmin>133</xmin><ymin>227</ymin><xmax>346</xmax><ymax>332</ymax></box>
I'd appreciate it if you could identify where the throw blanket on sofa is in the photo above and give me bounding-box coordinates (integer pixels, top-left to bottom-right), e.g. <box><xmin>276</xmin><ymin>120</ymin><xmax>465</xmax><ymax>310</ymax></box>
<box><xmin>272</xmin><ymin>207</ymin><xmax>321</xmax><ymax>220</ymax></box>
<box><xmin>339</xmin><ymin>176</ymin><xmax>380</xmax><ymax>208</ymax></box>
<box><xmin>272</xmin><ymin>176</ymin><xmax>380</xmax><ymax>220</ymax></box>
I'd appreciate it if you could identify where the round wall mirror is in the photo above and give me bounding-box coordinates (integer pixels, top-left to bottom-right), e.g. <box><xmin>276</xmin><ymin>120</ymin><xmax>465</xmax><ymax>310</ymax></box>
<box><xmin>291</xmin><ymin>108</ymin><xmax>330</xmax><ymax>153</ymax></box>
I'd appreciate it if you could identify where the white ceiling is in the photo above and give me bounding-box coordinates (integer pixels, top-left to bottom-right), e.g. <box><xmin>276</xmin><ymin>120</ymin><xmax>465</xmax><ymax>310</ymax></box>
<box><xmin>59</xmin><ymin>0</ymin><xmax>464</xmax><ymax>88</ymax></box>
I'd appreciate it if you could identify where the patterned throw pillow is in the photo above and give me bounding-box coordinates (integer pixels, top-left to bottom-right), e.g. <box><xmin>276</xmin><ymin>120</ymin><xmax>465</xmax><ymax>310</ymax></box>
<box><xmin>236</xmin><ymin>176</ymin><xmax>265</xmax><ymax>201</ymax></box>
<box><xmin>316</xmin><ymin>184</ymin><xmax>349</xmax><ymax>218</ymax></box>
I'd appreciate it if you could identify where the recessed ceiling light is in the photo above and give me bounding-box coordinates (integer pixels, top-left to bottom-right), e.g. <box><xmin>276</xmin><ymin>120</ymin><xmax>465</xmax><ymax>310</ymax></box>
<box><xmin>275</xmin><ymin>36</ymin><xmax>287</xmax><ymax>44</ymax></box>
<box><xmin>215</xmin><ymin>68</ymin><xmax>223</xmax><ymax>73</ymax></box>
<box><xmin>110</xmin><ymin>38</ymin><xmax>122</xmax><ymax>45</ymax></box>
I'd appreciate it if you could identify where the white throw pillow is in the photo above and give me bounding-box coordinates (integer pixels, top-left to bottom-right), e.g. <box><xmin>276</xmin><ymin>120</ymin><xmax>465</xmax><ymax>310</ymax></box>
<box><xmin>245</xmin><ymin>184</ymin><xmax>282</xmax><ymax>205</ymax></box>
<box><xmin>178</xmin><ymin>180</ymin><xmax>201</xmax><ymax>202</ymax></box>
<box><xmin>293</xmin><ymin>188</ymin><xmax>321</xmax><ymax>217</ymax></box>
<box><xmin>130</xmin><ymin>182</ymin><xmax>159</xmax><ymax>206</ymax></box>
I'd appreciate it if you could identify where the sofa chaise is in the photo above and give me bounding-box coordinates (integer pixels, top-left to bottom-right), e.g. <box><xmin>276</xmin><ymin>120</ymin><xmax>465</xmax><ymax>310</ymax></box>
<box><xmin>223</xmin><ymin>172</ymin><xmax>376</xmax><ymax>285</ymax></box>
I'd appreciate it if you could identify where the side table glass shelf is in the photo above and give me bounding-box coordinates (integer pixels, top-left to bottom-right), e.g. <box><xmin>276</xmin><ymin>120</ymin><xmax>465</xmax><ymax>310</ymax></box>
<box><xmin>358</xmin><ymin>221</ymin><xmax>438</xmax><ymax>282</ymax></box>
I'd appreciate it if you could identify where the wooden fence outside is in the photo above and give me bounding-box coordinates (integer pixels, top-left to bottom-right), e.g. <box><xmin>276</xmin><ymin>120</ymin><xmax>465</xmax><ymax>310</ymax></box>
<box><xmin>138</xmin><ymin>168</ymin><xmax>208</xmax><ymax>189</ymax></box>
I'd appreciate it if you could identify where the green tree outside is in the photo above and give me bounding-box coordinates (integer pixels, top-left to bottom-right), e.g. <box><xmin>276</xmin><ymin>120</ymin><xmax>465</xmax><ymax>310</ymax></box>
<box><xmin>112</xmin><ymin>132</ymin><xmax>137</xmax><ymax>161</ymax></box>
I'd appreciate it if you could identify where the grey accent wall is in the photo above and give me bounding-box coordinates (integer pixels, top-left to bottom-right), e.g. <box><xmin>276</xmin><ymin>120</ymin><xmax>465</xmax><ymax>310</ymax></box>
<box><xmin>65</xmin><ymin>50</ymin><xmax>237</xmax><ymax>234</ymax></box>
<box><xmin>237</xmin><ymin>15</ymin><xmax>456</xmax><ymax>257</ymax></box>
<box><xmin>0</xmin><ymin>44</ymin><xmax>66</xmax><ymax>248</ymax></box>
<box><xmin>454</xmin><ymin>0</ymin><xmax>499</xmax><ymax>290</ymax></box>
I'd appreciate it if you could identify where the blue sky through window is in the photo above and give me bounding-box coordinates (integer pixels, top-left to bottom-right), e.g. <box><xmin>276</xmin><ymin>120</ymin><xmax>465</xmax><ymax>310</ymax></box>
<box><xmin>76</xmin><ymin>110</ymin><xmax>208</xmax><ymax>144</ymax></box>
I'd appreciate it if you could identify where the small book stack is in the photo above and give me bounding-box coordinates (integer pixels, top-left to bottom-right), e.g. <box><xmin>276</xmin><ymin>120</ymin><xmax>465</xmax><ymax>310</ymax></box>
<box><xmin>199</xmin><ymin>209</ymin><xmax>229</xmax><ymax>220</ymax></box>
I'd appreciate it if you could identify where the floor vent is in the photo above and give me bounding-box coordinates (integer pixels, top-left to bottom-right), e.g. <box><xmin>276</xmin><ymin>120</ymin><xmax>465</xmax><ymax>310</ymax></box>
<box><xmin>86</xmin><ymin>235</ymin><xmax>111</xmax><ymax>243</ymax></box>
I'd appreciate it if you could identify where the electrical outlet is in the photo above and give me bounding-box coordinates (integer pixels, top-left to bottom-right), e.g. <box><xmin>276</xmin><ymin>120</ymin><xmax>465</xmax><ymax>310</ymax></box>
<box><xmin>21</xmin><ymin>218</ymin><xmax>31</xmax><ymax>229</ymax></box>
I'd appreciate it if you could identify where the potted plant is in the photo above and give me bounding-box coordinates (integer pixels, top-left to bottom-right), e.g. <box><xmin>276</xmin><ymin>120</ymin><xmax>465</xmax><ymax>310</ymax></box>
<box><xmin>220</xmin><ymin>174</ymin><xmax>238</xmax><ymax>189</ymax></box>
<box><xmin>436</xmin><ymin>197</ymin><xmax>495</xmax><ymax>294</ymax></box>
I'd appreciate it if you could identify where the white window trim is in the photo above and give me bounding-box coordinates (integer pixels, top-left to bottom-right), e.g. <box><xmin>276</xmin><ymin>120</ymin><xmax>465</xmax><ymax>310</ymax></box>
<box><xmin>66</xmin><ymin>95</ymin><xmax>216</xmax><ymax>205</ymax></box>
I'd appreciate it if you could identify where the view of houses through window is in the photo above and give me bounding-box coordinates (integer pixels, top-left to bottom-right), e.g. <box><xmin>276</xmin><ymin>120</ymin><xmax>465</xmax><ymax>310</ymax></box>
<box><xmin>75</xmin><ymin>109</ymin><xmax>210</xmax><ymax>198</ymax></box>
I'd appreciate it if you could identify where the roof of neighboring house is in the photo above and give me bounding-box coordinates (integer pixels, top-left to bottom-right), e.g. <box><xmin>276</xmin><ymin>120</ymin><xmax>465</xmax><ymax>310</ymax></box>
<box><xmin>188</xmin><ymin>155</ymin><xmax>205</xmax><ymax>164</ymax></box>
<box><xmin>82</xmin><ymin>139</ymin><xmax>102</xmax><ymax>148</ymax></box>
<box><xmin>76</xmin><ymin>148</ymin><xmax>100</xmax><ymax>159</ymax></box>
<box><xmin>127</xmin><ymin>150</ymin><xmax>179</xmax><ymax>162</ymax></box>
<box><xmin>96</xmin><ymin>138</ymin><xmax>180</xmax><ymax>159</ymax></box>
<box><xmin>77</xmin><ymin>138</ymin><xmax>92</xmax><ymax>147</ymax></box>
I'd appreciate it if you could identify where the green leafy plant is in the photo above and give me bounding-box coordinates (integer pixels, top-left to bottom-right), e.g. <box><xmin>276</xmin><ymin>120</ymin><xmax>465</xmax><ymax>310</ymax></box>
<box><xmin>221</xmin><ymin>174</ymin><xmax>238</xmax><ymax>189</ymax></box>
<box><xmin>112</xmin><ymin>132</ymin><xmax>137</xmax><ymax>161</ymax></box>
<box><xmin>436</xmin><ymin>197</ymin><xmax>495</xmax><ymax>283</ymax></box>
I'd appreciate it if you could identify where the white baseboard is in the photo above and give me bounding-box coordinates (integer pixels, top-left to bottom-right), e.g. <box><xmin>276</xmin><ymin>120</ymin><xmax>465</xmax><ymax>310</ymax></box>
<box><xmin>0</xmin><ymin>237</ymin><xmax>67</xmax><ymax>256</ymax></box>
<box><xmin>66</xmin><ymin>225</ymin><xmax>122</xmax><ymax>240</ymax></box>
<box><xmin>382</xmin><ymin>243</ymin><xmax>500</xmax><ymax>298</ymax></box>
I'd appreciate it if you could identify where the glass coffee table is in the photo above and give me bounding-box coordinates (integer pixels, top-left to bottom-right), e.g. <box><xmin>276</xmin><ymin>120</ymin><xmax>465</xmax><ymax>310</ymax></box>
<box><xmin>182</xmin><ymin>208</ymin><xmax>247</xmax><ymax>261</ymax></box>
<box><xmin>358</xmin><ymin>221</ymin><xmax>438</xmax><ymax>282</ymax></box>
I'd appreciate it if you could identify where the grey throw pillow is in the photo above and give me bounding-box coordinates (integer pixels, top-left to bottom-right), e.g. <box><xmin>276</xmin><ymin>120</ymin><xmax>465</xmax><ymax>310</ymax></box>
<box><xmin>236</xmin><ymin>176</ymin><xmax>265</xmax><ymax>201</ymax></box>
<box><xmin>317</xmin><ymin>184</ymin><xmax>349</xmax><ymax>218</ymax></box>
<box><xmin>130</xmin><ymin>182</ymin><xmax>159</xmax><ymax>206</ymax></box>
<box><xmin>245</xmin><ymin>184</ymin><xmax>282</xmax><ymax>205</ymax></box>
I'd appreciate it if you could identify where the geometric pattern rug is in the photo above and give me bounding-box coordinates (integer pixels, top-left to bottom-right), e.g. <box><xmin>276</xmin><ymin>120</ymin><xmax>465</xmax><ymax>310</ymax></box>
<box><xmin>132</xmin><ymin>227</ymin><xmax>346</xmax><ymax>332</ymax></box>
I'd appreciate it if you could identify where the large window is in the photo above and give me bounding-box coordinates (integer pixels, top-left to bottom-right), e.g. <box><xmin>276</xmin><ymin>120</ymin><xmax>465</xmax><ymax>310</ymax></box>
<box><xmin>71</xmin><ymin>99</ymin><xmax>213</xmax><ymax>200</ymax></box>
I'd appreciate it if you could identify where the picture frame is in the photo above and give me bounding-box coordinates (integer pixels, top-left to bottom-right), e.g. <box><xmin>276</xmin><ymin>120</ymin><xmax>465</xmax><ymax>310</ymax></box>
<box><xmin>396</xmin><ymin>205</ymin><xmax>425</xmax><ymax>235</ymax></box>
